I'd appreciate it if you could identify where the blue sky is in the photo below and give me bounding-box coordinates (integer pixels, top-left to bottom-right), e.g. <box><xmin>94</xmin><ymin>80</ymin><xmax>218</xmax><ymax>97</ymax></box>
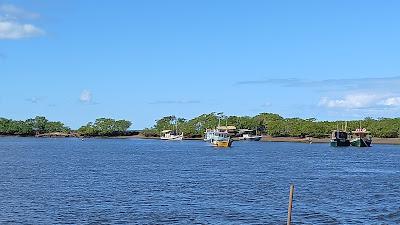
<box><xmin>1</xmin><ymin>0</ymin><xmax>400</xmax><ymax>129</ymax></box>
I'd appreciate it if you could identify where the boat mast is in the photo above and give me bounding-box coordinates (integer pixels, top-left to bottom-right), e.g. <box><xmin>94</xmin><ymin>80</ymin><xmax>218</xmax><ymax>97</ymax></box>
<box><xmin>336</xmin><ymin>123</ymin><xmax>339</xmax><ymax>138</ymax></box>
<box><xmin>217</xmin><ymin>112</ymin><xmax>223</xmax><ymax>129</ymax></box>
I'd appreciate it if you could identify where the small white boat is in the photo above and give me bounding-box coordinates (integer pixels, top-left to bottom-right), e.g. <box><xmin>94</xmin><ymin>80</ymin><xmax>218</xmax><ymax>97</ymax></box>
<box><xmin>240</xmin><ymin>133</ymin><xmax>262</xmax><ymax>141</ymax></box>
<box><xmin>238</xmin><ymin>129</ymin><xmax>262</xmax><ymax>141</ymax></box>
<box><xmin>160</xmin><ymin>130</ymin><xmax>183</xmax><ymax>140</ymax></box>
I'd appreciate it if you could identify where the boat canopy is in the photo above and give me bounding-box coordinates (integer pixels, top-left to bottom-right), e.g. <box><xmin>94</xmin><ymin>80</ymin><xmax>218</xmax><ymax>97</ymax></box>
<box><xmin>161</xmin><ymin>130</ymin><xmax>172</xmax><ymax>133</ymax></box>
<box><xmin>352</xmin><ymin>128</ymin><xmax>369</xmax><ymax>134</ymax></box>
<box><xmin>238</xmin><ymin>129</ymin><xmax>253</xmax><ymax>133</ymax></box>
<box><xmin>217</xmin><ymin>126</ymin><xmax>236</xmax><ymax>131</ymax></box>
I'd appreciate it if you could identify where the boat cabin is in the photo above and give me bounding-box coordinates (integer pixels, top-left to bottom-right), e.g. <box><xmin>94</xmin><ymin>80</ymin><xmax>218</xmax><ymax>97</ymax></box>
<box><xmin>238</xmin><ymin>129</ymin><xmax>254</xmax><ymax>135</ymax></box>
<box><xmin>331</xmin><ymin>131</ymin><xmax>348</xmax><ymax>140</ymax></box>
<box><xmin>351</xmin><ymin>128</ymin><xmax>370</xmax><ymax>138</ymax></box>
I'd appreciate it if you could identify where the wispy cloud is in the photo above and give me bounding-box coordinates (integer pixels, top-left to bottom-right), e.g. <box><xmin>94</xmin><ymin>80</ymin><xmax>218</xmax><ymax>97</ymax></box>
<box><xmin>235</xmin><ymin>78</ymin><xmax>301</xmax><ymax>86</ymax></box>
<box><xmin>25</xmin><ymin>97</ymin><xmax>42</xmax><ymax>104</ymax></box>
<box><xmin>149</xmin><ymin>100</ymin><xmax>201</xmax><ymax>105</ymax></box>
<box><xmin>0</xmin><ymin>21</ymin><xmax>43</xmax><ymax>39</ymax></box>
<box><xmin>79</xmin><ymin>90</ymin><xmax>92</xmax><ymax>103</ymax></box>
<box><xmin>319</xmin><ymin>93</ymin><xmax>400</xmax><ymax>109</ymax></box>
<box><xmin>0</xmin><ymin>4</ymin><xmax>44</xmax><ymax>40</ymax></box>
<box><xmin>235</xmin><ymin>76</ymin><xmax>400</xmax><ymax>90</ymax></box>
<box><xmin>381</xmin><ymin>97</ymin><xmax>400</xmax><ymax>107</ymax></box>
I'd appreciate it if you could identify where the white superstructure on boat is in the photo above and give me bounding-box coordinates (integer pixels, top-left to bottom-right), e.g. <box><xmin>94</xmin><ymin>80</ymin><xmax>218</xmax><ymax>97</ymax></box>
<box><xmin>238</xmin><ymin>129</ymin><xmax>262</xmax><ymax>141</ymax></box>
<box><xmin>160</xmin><ymin>130</ymin><xmax>183</xmax><ymax>140</ymax></box>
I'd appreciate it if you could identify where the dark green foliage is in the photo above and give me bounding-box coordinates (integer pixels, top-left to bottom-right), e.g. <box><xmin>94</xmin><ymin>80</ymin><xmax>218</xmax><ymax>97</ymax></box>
<box><xmin>146</xmin><ymin>113</ymin><xmax>400</xmax><ymax>138</ymax></box>
<box><xmin>0</xmin><ymin>116</ymin><xmax>70</xmax><ymax>136</ymax></box>
<box><xmin>141</xmin><ymin>128</ymin><xmax>159</xmax><ymax>137</ymax></box>
<box><xmin>77</xmin><ymin>118</ymin><xmax>132</xmax><ymax>136</ymax></box>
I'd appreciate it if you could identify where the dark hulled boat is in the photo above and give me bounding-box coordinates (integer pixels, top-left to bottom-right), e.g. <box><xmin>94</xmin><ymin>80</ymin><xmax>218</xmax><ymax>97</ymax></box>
<box><xmin>330</xmin><ymin>130</ymin><xmax>350</xmax><ymax>147</ymax></box>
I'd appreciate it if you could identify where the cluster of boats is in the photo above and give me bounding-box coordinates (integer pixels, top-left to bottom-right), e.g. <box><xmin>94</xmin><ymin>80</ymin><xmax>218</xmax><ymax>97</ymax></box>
<box><xmin>161</xmin><ymin>127</ymin><xmax>262</xmax><ymax>148</ymax></box>
<box><xmin>160</xmin><ymin>121</ymin><xmax>373</xmax><ymax>148</ymax></box>
<box><xmin>330</xmin><ymin>123</ymin><xmax>372</xmax><ymax>147</ymax></box>
<box><xmin>160</xmin><ymin>118</ymin><xmax>263</xmax><ymax>147</ymax></box>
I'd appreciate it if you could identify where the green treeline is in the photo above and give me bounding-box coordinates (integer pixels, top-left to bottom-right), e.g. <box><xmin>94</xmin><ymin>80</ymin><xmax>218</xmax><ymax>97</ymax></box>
<box><xmin>1</xmin><ymin>113</ymin><xmax>400</xmax><ymax>138</ymax></box>
<box><xmin>0</xmin><ymin>116</ymin><xmax>132</xmax><ymax>137</ymax></box>
<box><xmin>78</xmin><ymin>118</ymin><xmax>132</xmax><ymax>136</ymax></box>
<box><xmin>142</xmin><ymin>113</ymin><xmax>400</xmax><ymax>138</ymax></box>
<box><xmin>0</xmin><ymin>116</ymin><xmax>70</xmax><ymax>136</ymax></box>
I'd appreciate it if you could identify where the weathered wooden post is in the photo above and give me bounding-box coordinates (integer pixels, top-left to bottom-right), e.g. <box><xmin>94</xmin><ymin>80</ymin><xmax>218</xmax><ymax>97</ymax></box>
<box><xmin>287</xmin><ymin>184</ymin><xmax>295</xmax><ymax>225</ymax></box>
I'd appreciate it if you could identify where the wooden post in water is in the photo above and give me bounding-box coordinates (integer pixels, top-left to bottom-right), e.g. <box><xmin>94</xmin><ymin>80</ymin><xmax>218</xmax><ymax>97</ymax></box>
<box><xmin>287</xmin><ymin>184</ymin><xmax>295</xmax><ymax>225</ymax></box>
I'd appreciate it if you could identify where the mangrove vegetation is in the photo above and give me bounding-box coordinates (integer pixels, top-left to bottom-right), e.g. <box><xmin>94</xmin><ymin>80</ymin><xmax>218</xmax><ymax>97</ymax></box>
<box><xmin>143</xmin><ymin>113</ymin><xmax>400</xmax><ymax>138</ymax></box>
<box><xmin>0</xmin><ymin>116</ymin><xmax>132</xmax><ymax>137</ymax></box>
<box><xmin>1</xmin><ymin>113</ymin><xmax>399</xmax><ymax>138</ymax></box>
<box><xmin>77</xmin><ymin>118</ymin><xmax>132</xmax><ymax>137</ymax></box>
<box><xmin>0</xmin><ymin>116</ymin><xmax>70</xmax><ymax>136</ymax></box>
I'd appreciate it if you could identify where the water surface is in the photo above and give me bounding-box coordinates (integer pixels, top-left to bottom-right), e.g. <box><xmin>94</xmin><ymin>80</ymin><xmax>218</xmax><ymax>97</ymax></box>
<box><xmin>0</xmin><ymin>137</ymin><xmax>399</xmax><ymax>224</ymax></box>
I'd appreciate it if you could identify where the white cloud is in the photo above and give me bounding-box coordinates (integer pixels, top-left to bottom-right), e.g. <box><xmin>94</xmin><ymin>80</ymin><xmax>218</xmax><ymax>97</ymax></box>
<box><xmin>80</xmin><ymin>90</ymin><xmax>92</xmax><ymax>103</ymax></box>
<box><xmin>0</xmin><ymin>4</ymin><xmax>44</xmax><ymax>40</ymax></box>
<box><xmin>319</xmin><ymin>94</ymin><xmax>400</xmax><ymax>109</ymax></box>
<box><xmin>382</xmin><ymin>97</ymin><xmax>400</xmax><ymax>106</ymax></box>
<box><xmin>0</xmin><ymin>21</ymin><xmax>43</xmax><ymax>39</ymax></box>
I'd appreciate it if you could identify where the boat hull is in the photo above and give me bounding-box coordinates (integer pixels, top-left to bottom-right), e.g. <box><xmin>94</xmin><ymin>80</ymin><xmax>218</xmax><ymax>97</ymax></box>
<box><xmin>160</xmin><ymin>135</ymin><xmax>183</xmax><ymax>141</ymax></box>
<box><xmin>240</xmin><ymin>136</ymin><xmax>262</xmax><ymax>141</ymax></box>
<box><xmin>212</xmin><ymin>140</ymin><xmax>232</xmax><ymax>147</ymax></box>
<box><xmin>350</xmin><ymin>138</ymin><xmax>371</xmax><ymax>147</ymax></box>
<box><xmin>330</xmin><ymin>139</ymin><xmax>350</xmax><ymax>147</ymax></box>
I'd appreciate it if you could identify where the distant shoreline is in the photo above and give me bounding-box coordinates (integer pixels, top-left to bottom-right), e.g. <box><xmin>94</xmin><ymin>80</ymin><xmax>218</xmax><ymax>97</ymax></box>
<box><xmin>3</xmin><ymin>134</ymin><xmax>398</xmax><ymax>145</ymax></box>
<box><xmin>109</xmin><ymin>134</ymin><xmax>400</xmax><ymax>145</ymax></box>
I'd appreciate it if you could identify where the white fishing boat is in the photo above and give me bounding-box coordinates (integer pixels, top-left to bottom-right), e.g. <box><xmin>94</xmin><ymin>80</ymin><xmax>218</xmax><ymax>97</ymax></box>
<box><xmin>238</xmin><ymin>129</ymin><xmax>262</xmax><ymax>141</ymax></box>
<box><xmin>160</xmin><ymin>130</ymin><xmax>183</xmax><ymax>140</ymax></box>
<box><xmin>203</xmin><ymin>114</ymin><xmax>233</xmax><ymax>147</ymax></box>
<box><xmin>204</xmin><ymin>129</ymin><xmax>232</xmax><ymax>147</ymax></box>
<box><xmin>160</xmin><ymin>119</ymin><xmax>183</xmax><ymax>140</ymax></box>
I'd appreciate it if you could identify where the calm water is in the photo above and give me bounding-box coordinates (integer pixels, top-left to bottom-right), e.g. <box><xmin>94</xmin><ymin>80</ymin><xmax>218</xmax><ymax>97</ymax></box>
<box><xmin>0</xmin><ymin>137</ymin><xmax>399</xmax><ymax>224</ymax></box>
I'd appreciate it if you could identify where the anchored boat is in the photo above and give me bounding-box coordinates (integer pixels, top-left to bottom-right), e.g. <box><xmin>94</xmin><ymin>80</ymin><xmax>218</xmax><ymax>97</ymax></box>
<box><xmin>330</xmin><ymin>123</ymin><xmax>350</xmax><ymax>147</ymax></box>
<box><xmin>204</xmin><ymin>129</ymin><xmax>233</xmax><ymax>147</ymax></box>
<box><xmin>160</xmin><ymin>130</ymin><xmax>183</xmax><ymax>140</ymax></box>
<box><xmin>204</xmin><ymin>114</ymin><xmax>233</xmax><ymax>147</ymax></box>
<box><xmin>330</xmin><ymin>130</ymin><xmax>350</xmax><ymax>147</ymax></box>
<box><xmin>160</xmin><ymin>119</ymin><xmax>183</xmax><ymax>140</ymax></box>
<box><xmin>350</xmin><ymin>128</ymin><xmax>372</xmax><ymax>147</ymax></box>
<box><xmin>238</xmin><ymin>129</ymin><xmax>262</xmax><ymax>141</ymax></box>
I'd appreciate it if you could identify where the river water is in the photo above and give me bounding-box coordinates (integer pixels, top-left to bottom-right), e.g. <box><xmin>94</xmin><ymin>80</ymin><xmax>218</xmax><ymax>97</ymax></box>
<box><xmin>0</xmin><ymin>137</ymin><xmax>399</xmax><ymax>224</ymax></box>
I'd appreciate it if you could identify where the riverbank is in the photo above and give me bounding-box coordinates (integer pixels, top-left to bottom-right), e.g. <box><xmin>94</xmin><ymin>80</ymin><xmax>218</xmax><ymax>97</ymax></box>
<box><xmin>260</xmin><ymin>136</ymin><xmax>400</xmax><ymax>145</ymax></box>
<box><xmin>119</xmin><ymin>135</ymin><xmax>400</xmax><ymax>145</ymax></box>
<box><xmin>2</xmin><ymin>134</ymin><xmax>400</xmax><ymax>145</ymax></box>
